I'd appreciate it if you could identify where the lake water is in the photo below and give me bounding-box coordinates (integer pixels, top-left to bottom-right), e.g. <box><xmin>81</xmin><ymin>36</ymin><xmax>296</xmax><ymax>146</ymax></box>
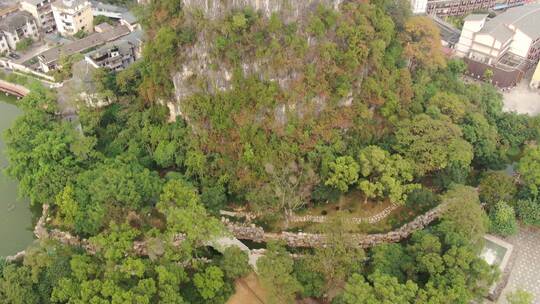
<box><xmin>0</xmin><ymin>96</ymin><xmax>34</xmax><ymax>257</ymax></box>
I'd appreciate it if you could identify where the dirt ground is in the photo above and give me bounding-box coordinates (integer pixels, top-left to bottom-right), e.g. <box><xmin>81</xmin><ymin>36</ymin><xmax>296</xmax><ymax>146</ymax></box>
<box><xmin>227</xmin><ymin>273</ymin><xmax>267</xmax><ymax>304</ymax></box>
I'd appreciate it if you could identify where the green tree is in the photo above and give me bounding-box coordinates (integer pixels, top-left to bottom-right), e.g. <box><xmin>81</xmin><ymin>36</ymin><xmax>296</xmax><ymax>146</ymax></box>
<box><xmin>483</xmin><ymin>69</ymin><xmax>494</xmax><ymax>82</ymax></box>
<box><xmin>257</xmin><ymin>242</ymin><xmax>302</xmax><ymax>304</ymax></box>
<box><xmin>515</xmin><ymin>199</ymin><xmax>540</xmax><ymax>226</ymax></box>
<box><xmin>461</xmin><ymin>113</ymin><xmax>502</xmax><ymax>168</ymax></box>
<box><xmin>506</xmin><ymin>289</ymin><xmax>534</xmax><ymax>304</ymax></box>
<box><xmin>15</xmin><ymin>38</ymin><xmax>33</xmax><ymax>52</ymax></box>
<box><xmin>293</xmin><ymin>259</ymin><xmax>325</xmax><ymax>298</ymax></box>
<box><xmin>436</xmin><ymin>185</ymin><xmax>489</xmax><ymax>247</ymax></box>
<box><xmin>93</xmin><ymin>15</ymin><xmax>114</xmax><ymax>26</ymax></box>
<box><xmin>219</xmin><ymin>246</ymin><xmax>250</xmax><ymax>280</ymax></box>
<box><xmin>517</xmin><ymin>146</ymin><xmax>540</xmax><ymax>197</ymax></box>
<box><xmin>193</xmin><ymin>266</ymin><xmax>225</xmax><ymax>300</ymax></box>
<box><xmin>394</xmin><ymin>114</ymin><xmax>473</xmax><ymax>175</ymax></box>
<box><xmin>427</xmin><ymin>92</ymin><xmax>468</xmax><ymax>123</ymax></box>
<box><xmin>489</xmin><ymin>201</ymin><xmax>518</xmax><ymax>236</ymax></box>
<box><xmin>325</xmin><ymin>156</ymin><xmax>359</xmax><ymax>192</ymax></box>
<box><xmin>4</xmin><ymin>91</ymin><xmax>83</xmax><ymax>206</ymax></box>
<box><xmin>479</xmin><ymin>172</ymin><xmax>516</xmax><ymax>208</ymax></box>
<box><xmin>307</xmin><ymin>215</ymin><xmax>364</xmax><ymax>292</ymax></box>
<box><xmin>157</xmin><ymin>179</ymin><xmax>222</xmax><ymax>251</ymax></box>
<box><xmin>337</xmin><ymin>273</ymin><xmax>418</xmax><ymax>304</ymax></box>
<box><xmin>370</xmin><ymin>243</ymin><xmax>409</xmax><ymax>282</ymax></box>
<box><xmin>0</xmin><ymin>264</ymin><xmax>40</xmax><ymax>304</ymax></box>
<box><xmin>357</xmin><ymin>146</ymin><xmax>419</xmax><ymax>204</ymax></box>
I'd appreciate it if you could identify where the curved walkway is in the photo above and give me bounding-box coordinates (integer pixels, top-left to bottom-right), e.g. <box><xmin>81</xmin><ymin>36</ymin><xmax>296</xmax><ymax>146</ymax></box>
<box><xmin>221</xmin><ymin>202</ymin><xmax>399</xmax><ymax>225</ymax></box>
<box><xmin>223</xmin><ymin>201</ymin><xmax>449</xmax><ymax>248</ymax></box>
<box><xmin>0</xmin><ymin>79</ymin><xmax>29</xmax><ymax>98</ymax></box>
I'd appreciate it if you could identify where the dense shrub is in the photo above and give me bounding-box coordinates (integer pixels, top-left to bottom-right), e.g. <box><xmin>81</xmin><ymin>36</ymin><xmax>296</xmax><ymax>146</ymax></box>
<box><xmin>219</xmin><ymin>247</ymin><xmax>251</xmax><ymax>280</ymax></box>
<box><xmin>515</xmin><ymin>199</ymin><xmax>540</xmax><ymax>226</ymax></box>
<box><xmin>479</xmin><ymin>171</ymin><xmax>517</xmax><ymax>209</ymax></box>
<box><xmin>489</xmin><ymin>201</ymin><xmax>518</xmax><ymax>236</ymax></box>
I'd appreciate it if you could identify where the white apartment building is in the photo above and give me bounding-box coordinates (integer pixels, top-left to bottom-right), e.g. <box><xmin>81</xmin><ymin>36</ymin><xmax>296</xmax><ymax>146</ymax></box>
<box><xmin>52</xmin><ymin>0</ymin><xmax>93</xmax><ymax>36</ymax></box>
<box><xmin>20</xmin><ymin>0</ymin><xmax>56</xmax><ymax>33</ymax></box>
<box><xmin>0</xmin><ymin>11</ymin><xmax>39</xmax><ymax>50</ymax></box>
<box><xmin>411</xmin><ymin>0</ymin><xmax>428</xmax><ymax>14</ymax></box>
<box><xmin>456</xmin><ymin>4</ymin><xmax>540</xmax><ymax>64</ymax></box>
<box><xmin>0</xmin><ymin>34</ymin><xmax>9</xmax><ymax>53</ymax></box>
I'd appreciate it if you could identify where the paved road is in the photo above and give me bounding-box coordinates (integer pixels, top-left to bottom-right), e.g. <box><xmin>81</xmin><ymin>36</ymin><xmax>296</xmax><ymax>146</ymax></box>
<box><xmin>499</xmin><ymin>226</ymin><xmax>540</xmax><ymax>303</ymax></box>
<box><xmin>14</xmin><ymin>42</ymin><xmax>50</xmax><ymax>65</ymax></box>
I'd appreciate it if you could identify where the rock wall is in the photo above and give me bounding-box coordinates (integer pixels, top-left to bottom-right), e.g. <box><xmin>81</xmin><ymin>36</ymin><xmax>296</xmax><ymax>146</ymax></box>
<box><xmin>181</xmin><ymin>0</ymin><xmax>344</xmax><ymax>22</ymax></box>
<box><xmin>224</xmin><ymin>202</ymin><xmax>450</xmax><ymax>248</ymax></box>
<box><xmin>7</xmin><ymin>201</ymin><xmax>447</xmax><ymax>263</ymax></box>
<box><xmin>222</xmin><ymin>203</ymin><xmax>399</xmax><ymax>225</ymax></box>
<box><xmin>171</xmin><ymin>0</ymin><xmax>347</xmax><ymax>121</ymax></box>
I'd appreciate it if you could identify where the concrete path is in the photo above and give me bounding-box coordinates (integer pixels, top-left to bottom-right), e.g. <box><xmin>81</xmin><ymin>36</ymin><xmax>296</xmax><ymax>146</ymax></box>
<box><xmin>209</xmin><ymin>236</ymin><xmax>262</xmax><ymax>269</ymax></box>
<box><xmin>502</xmin><ymin>83</ymin><xmax>540</xmax><ymax>115</ymax></box>
<box><xmin>14</xmin><ymin>43</ymin><xmax>50</xmax><ymax>65</ymax></box>
<box><xmin>498</xmin><ymin>226</ymin><xmax>540</xmax><ymax>303</ymax></box>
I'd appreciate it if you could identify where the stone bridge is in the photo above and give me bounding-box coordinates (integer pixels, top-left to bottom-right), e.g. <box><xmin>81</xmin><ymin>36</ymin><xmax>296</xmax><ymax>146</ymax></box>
<box><xmin>0</xmin><ymin>79</ymin><xmax>29</xmax><ymax>98</ymax></box>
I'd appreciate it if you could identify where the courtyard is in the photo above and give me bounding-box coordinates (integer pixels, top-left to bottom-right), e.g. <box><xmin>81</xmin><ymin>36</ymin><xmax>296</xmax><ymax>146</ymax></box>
<box><xmin>498</xmin><ymin>226</ymin><xmax>540</xmax><ymax>304</ymax></box>
<box><xmin>502</xmin><ymin>82</ymin><xmax>540</xmax><ymax>115</ymax></box>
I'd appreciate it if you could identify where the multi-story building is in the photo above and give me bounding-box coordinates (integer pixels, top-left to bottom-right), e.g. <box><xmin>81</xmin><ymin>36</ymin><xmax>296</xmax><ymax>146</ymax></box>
<box><xmin>89</xmin><ymin>1</ymin><xmax>140</xmax><ymax>31</ymax></box>
<box><xmin>456</xmin><ymin>4</ymin><xmax>540</xmax><ymax>87</ymax></box>
<box><xmin>411</xmin><ymin>0</ymin><xmax>428</xmax><ymax>14</ymax></box>
<box><xmin>0</xmin><ymin>34</ymin><xmax>9</xmax><ymax>54</ymax></box>
<box><xmin>52</xmin><ymin>0</ymin><xmax>93</xmax><ymax>36</ymax></box>
<box><xmin>20</xmin><ymin>0</ymin><xmax>56</xmax><ymax>33</ymax></box>
<box><xmin>38</xmin><ymin>24</ymin><xmax>130</xmax><ymax>72</ymax></box>
<box><xmin>0</xmin><ymin>11</ymin><xmax>39</xmax><ymax>50</ymax></box>
<box><xmin>84</xmin><ymin>29</ymin><xmax>143</xmax><ymax>71</ymax></box>
<box><xmin>426</xmin><ymin>0</ymin><xmax>496</xmax><ymax>17</ymax></box>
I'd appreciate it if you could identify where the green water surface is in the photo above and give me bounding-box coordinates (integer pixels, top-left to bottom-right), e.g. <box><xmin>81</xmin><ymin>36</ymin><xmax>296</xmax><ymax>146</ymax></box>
<box><xmin>0</xmin><ymin>95</ymin><xmax>34</xmax><ymax>257</ymax></box>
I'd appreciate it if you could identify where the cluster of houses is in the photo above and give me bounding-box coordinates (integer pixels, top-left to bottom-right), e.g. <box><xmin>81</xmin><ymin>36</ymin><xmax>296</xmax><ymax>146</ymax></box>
<box><xmin>0</xmin><ymin>0</ymin><xmax>143</xmax><ymax>74</ymax></box>
<box><xmin>455</xmin><ymin>5</ymin><xmax>540</xmax><ymax>88</ymax></box>
<box><xmin>413</xmin><ymin>0</ymin><xmax>540</xmax><ymax>91</ymax></box>
<box><xmin>411</xmin><ymin>0</ymin><xmax>534</xmax><ymax>16</ymax></box>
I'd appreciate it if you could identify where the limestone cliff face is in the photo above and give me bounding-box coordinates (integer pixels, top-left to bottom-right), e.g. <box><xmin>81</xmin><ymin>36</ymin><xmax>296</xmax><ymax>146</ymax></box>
<box><xmin>170</xmin><ymin>0</ymin><xmax>345</xmax><ymax>119</ymax></box>
<box><xmin>181</xmin><ymin>0</ymin><xmax>343</xmax><ymax>22</ymax></box>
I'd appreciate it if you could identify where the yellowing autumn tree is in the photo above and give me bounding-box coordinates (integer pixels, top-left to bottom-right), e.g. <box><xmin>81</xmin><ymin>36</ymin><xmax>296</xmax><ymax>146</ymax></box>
<box><xmin>402</xmin><ymin>17</ymin><xmax>446</xmax><ymax>70</ymax></box>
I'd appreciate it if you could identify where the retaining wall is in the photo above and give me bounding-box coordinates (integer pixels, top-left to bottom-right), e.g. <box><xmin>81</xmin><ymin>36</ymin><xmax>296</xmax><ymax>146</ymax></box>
<box><xmin>223</xmin><ymin>202</ymin><xmax>449</xmax><ymax>248</ymax></box>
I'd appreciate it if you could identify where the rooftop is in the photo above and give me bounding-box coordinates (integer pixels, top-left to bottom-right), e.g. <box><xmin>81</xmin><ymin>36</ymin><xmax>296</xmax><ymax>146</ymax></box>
<box><xmin>52</xmin><ymin>0</ymin><xmax>90</xmax><ymax>10</ymax></box>
<box><xmin>121</xmin><ymin>11</ymin><xmax>137</xmax><ymax>24</ymax></box>
<box><xmin>431</xmin><ymin>15</ymin><xmax>461</xmax><ymax>45</ymax></box>
<box><xmin>21</xmin><ymin>0</ymin><xmax>50</xmax><ymax>5</ymax></box>
<box><xmin>121</xmin><ymin>29</ymin><xmax>144</xmax><ymax>44</ymax></box>
<box><xmin>39</xmin><ymin>25</ymin><xmax>130</xmax><ymax>63</ymax></box>
<box><xmin>478</xmin><ymin>4</ymin><xmax>540</xmax><ymax>42</ymax></box>
<box><xmin>0</xmin><ymin>11</ymin><xmax>35</xmax><ymax>33</ymax></box>
<box><xmin>464</xmin><ymin>14</ymin><xmax>488</xmax><ymax>22</ymax></box>
<box><xmin>90</xmin><ymin>38</ymin><xmax>130</xmax><ymax>55</ymax></box>
<box><xmin>90</xmin><ymin>0</ymin><xmax>127</xmax><ymax>13</ymax></box>
<box><xmin>95</xmin><ymin>22</ymin><xmax>113</xmax><ymax>32</ymax></box>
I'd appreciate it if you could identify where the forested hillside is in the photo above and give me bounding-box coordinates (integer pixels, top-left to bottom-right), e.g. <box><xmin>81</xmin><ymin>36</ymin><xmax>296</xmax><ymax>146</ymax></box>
<box><xmin>1</xmin><ymin>0</ymin><xmax>540</xmax><ymax>303</ymax></box>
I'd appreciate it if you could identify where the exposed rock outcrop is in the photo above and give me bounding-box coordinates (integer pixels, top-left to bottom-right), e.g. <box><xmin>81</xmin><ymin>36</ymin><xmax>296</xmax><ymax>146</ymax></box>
<box><xmin>181</xmin><ymin>0</ymin><xmax>344</xmax><ymax>22</ymax></box>
<box><xmin>171</xmin><ymin>0</ymin><xmax>349</xmax><ymax>122</ymax></box>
